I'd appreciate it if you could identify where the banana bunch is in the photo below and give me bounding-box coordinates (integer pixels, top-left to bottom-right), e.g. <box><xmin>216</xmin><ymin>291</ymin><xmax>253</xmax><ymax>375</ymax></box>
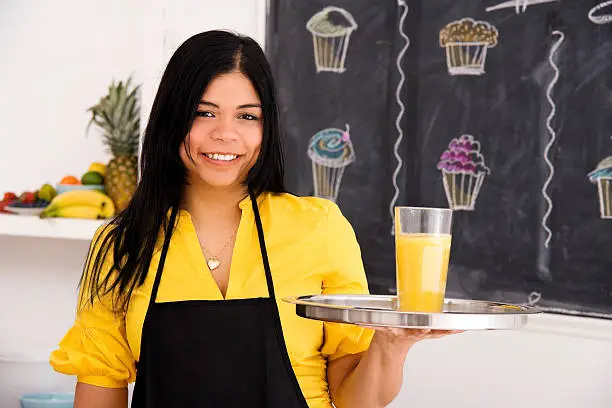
<box><xmin>40</xmin><ymin>189</ymin><xmax>115</xmax><ymax>220</ymax></box>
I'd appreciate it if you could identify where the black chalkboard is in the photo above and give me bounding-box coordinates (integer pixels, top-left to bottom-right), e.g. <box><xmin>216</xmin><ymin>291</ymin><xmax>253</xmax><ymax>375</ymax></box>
<box><xmin>267</xmin><ymin>0</ymin><xmax>612</xmax><ymax>318</ymax></box>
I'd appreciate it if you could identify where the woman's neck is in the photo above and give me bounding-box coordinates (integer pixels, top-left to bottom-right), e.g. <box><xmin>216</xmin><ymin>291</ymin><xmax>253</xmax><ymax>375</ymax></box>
<box><xmin>180</xmin><ymin>181</ymin><xmax>247</xmax><ymax>230</ymax></box>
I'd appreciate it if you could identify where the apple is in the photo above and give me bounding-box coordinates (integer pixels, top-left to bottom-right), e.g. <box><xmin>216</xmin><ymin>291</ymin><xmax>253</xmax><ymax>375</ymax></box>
<box><xmin>19</xmin><ymin>192</ymin><xmax>36</xmax><ymax>204</ymax></box>
<box><xmin>3</xmin><ymin>192</ymin><xmax>17</xmax><ymax>203</ymax></box>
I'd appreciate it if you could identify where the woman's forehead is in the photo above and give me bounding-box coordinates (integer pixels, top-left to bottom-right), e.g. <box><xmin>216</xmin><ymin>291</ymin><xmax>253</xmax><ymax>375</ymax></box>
<box><xmin>202</xmin><ymin>72</ymin><xmax>261</xmax><ymax>106</ymax></box>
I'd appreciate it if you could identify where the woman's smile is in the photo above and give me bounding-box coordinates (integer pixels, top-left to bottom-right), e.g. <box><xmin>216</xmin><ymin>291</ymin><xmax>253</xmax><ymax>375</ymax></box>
<box><xmin>201</xmin><ymin>152</ymin><xmax>242</xmax><ymax>166</ymax></box>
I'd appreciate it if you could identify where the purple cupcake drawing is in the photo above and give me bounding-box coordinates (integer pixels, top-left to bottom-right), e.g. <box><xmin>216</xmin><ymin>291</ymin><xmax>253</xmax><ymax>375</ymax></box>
<box><xmin>437</xmin><ymin>134</ymin><xmax>490</xmax><ymax>210</ymax></box>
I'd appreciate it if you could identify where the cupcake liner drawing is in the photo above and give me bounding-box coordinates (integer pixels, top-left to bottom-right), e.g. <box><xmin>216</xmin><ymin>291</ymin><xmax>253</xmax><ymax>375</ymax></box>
<box><xmin>439</xmin><ymin>18</ymin><xmax>499</xmax><ymax>75</ymax></box>
<box><xmin>587</xmin><ymin>156</ymin><xmax>612</xmax><ymax>218</ymax></box>
<box><xmin>307</xmin><ymin>124</ymin><xmax>355</xmax><ymax>202</ymax></box>
<box><xmin>306</xmin><ymin>6</ymin><xmax>358</xmax><ymax>73</ymax></box>
<box><xmin>437</xmin><ymin>134</ymin><xmax>491</xmax><ymax>210</ymax></box>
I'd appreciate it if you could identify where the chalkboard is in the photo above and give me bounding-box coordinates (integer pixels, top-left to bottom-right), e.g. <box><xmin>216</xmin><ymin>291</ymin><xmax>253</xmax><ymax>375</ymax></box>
<box><xmin>266</xmin><ymin>0</ymin><xmax>612</xmax><ymax>318</ymax></box>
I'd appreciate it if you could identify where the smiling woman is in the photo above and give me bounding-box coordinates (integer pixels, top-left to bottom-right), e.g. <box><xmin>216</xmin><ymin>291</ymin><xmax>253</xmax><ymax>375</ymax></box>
<box><xmin>48</xmin><ymin>30</ymin><xmax>459</xmax><ymax>408</ymax></box>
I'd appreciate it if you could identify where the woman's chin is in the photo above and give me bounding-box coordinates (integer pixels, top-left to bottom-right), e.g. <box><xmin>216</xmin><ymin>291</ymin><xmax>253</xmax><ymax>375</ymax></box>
<box><xmin>195</xmin><ymin>173</ymin><xmax>244</xmax><ymax>189</ymax></box>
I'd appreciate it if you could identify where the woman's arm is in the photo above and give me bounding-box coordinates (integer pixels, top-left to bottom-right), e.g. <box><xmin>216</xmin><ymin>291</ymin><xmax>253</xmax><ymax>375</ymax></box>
<box><xmin>328</xmin><ymin>328</ymin><xmax>460</xmax><ymax>408</ymax></box>
<box><xmin>75</xmin><ymin>383</ymin><xmax>128</xmax><ymax>408</ymax></box>
<box><xmin>50</xmin><ymin>226</ymin><xmax>137</xmax><ymax>405</ymax></box>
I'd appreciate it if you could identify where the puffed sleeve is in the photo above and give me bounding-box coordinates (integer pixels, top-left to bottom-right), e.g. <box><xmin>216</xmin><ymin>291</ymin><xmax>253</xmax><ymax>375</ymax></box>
<box><xmin>49</xmin><ymin>225</ymin><xmax>136</xmax><ymax>388</ymax></box>
<box><xmin>319</xmin><ymin>203</ymin><xmax>375</xmax><ymax>361</ymax></box>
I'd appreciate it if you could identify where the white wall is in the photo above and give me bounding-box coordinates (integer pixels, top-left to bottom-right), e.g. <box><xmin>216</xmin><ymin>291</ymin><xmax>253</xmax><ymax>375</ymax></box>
<box><xmin>390</xmin><ymin>318</ymin><xmax>612</xmax><ymax>407</ymax></box>
<box><xmin>0</xmin><ymin>0</ymin><xmax>143</xmax><ymax>192</ymax></box>
<box><xmin>2</xmin><ymin>2</ymin><xmax>612</xmax><ymax>408</ymax></box>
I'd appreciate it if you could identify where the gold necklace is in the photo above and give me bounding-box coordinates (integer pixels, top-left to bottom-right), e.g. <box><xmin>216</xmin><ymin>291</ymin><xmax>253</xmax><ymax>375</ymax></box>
<box><xmin>200</xmin><ymin>231</ymin><xmax>237</xmax><ymax>271</ymax></box>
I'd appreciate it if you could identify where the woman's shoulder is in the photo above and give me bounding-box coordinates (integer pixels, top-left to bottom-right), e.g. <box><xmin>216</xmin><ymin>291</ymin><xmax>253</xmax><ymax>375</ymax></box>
<box><xmin>266</xmin><ymin>192</ymin><xmax>343</xmax><ymax>219</ymax></box>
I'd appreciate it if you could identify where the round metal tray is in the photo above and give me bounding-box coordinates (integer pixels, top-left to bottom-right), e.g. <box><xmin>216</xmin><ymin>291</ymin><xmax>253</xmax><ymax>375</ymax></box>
<box><xmin>283</xmin><ymin>294</ymin><xmax>541</xmax><ymax>330</ymax></box>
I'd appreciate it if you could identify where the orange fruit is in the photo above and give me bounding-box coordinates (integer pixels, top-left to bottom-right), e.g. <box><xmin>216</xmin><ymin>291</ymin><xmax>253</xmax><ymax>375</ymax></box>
<box><xmin>60</xmin><ymin>175</ymin><xmax>81</xmax><ymax>185</ymax></box>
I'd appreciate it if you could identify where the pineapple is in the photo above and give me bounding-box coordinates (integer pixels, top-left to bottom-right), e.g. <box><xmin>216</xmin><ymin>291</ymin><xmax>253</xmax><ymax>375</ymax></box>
<box><xmin>86</xmin><ymin>77</ymin><xmax>140</xmax><ymax>212</ymax></box>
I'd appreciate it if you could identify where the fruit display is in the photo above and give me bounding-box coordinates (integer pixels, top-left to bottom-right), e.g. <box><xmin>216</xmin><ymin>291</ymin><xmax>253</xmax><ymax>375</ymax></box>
<box><xmin>40</xmin><ymin>189</ymin><xmax>115</xmax><ymax>220</ymax></box>
<box><xmin>86</xmin><ymin>77</ymin><xmax>140</xmax><ymax>212</ymax></box>
<box><xmin>1</xmin><ymin>162</ymin><xmax>116</xmax><ymax>220</ymax></box>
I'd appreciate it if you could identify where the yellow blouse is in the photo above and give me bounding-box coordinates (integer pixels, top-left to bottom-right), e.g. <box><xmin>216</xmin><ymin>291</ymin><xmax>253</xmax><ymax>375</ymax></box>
<box><xmin>49</xmin><ymin>192</ymin><xmax>374</xmax><ymax>408</ymax></box>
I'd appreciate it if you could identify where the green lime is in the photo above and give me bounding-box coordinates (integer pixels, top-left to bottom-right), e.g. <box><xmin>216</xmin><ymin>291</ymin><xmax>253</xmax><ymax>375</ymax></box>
<box><xmin>81</xmin><ymin>171</ymin><xmax>104</xmax><ymax>185</ymax></box>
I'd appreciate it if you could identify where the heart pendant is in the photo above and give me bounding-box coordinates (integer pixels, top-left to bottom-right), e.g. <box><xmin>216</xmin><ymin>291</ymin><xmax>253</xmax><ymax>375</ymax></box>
<box><xmin>207</xmin><ymin>258</ymin><xmax>221</xmax><ymax>271</ymax></box>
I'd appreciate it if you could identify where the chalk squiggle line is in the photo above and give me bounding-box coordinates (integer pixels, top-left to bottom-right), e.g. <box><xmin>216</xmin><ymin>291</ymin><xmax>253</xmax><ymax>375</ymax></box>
<box><xmin>390</xmin><ymin>0</ymin><xmax>410</xmax><ymax>235</ymax></box>
<box><xmin>541</xmin><ymin>30</ymin><xmax>564</xmax><ymax>249</ymax></box>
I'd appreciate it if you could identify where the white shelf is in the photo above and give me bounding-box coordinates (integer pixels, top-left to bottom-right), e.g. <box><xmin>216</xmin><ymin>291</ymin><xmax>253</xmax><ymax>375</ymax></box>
<box><xmin>0</xmin><ymin>213</ymin><xmax>105</xmax><ymax>240</ymax></box>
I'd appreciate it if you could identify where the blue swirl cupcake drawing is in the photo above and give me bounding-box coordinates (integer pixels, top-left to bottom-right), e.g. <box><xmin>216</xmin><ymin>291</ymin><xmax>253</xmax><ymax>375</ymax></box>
<box><xmin>587</xmin><ymin>156</ymin><xmax>612</xmax><ymax>218</ymax></box>
<box><xmin>307</xmin><ymin>124</ymin><xmax>356</xmax><ymax>202</ymax></box>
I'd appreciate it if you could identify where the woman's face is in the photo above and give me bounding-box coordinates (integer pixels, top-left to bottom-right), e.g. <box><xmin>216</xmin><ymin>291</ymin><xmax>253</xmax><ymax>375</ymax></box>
<box><xmin>180</xmin><ymin>71</ymin><xmax>263</xmax><ymax>190</ymax></box>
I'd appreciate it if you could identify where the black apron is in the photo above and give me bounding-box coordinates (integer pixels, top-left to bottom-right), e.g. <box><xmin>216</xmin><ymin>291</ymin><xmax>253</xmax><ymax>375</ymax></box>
<box><xmin>131</xmin><ymin>191</ymin><xmax>310</xmax><ymax>407</ymax></box>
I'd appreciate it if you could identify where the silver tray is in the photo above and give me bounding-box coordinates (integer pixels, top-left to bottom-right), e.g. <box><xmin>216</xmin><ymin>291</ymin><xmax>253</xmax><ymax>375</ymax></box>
<box><xmin>283</xmin><ymin>295</ymin><xmax>541</xmax><ymax>330</ymax></box>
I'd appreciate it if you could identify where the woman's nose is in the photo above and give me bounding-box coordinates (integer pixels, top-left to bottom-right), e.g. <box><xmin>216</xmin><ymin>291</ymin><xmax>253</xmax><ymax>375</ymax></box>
<box><xmin>212</xmin><ymin>118</ymin><xmax>238</xmax><ymax>141</ymax></box>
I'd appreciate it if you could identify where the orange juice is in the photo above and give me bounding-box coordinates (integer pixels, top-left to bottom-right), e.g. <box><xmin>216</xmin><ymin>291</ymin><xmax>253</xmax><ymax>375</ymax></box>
<box><xmin>395</xmin><ymin>233</ymin><xmax>452</xmax><ymax>312</ymax></box>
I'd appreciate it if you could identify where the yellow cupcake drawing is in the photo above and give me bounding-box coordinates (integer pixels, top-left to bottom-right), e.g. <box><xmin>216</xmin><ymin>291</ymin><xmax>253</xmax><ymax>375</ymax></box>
<box><xmin>439</xmin><ymin>18</ymin><xmax>499</xmax><ymax>75</ymax></box>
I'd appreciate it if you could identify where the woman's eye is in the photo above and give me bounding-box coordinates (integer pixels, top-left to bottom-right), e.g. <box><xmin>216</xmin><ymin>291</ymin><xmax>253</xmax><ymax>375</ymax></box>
<box><xmin>239</xmin><ymin>113</ymin><xmax>259</xmax><ymax>121</ymax></box>
<box><xmin>195</xmin><ymin>111</ymin><xmax>214</xmax><ymax>118</ymax></box>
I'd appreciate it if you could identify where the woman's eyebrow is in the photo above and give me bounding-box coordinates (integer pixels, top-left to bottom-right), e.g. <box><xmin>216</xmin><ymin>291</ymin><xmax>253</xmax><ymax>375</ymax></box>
<box><xmin>198</xmin><ymin>101</ymin><xmax>262</xmax><ymax>109</ymax></box>
<box><xmin>237</xmin><ymin>103</ymin><xmax>262</xmax><ymax>109</ymax></box>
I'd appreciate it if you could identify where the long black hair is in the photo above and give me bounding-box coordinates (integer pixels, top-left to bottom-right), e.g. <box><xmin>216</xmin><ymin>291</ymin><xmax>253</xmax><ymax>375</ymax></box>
<box><xmin>81</xmin><ymin>30</ymin><xmax>286</xmax><ymax>313</ymax></box>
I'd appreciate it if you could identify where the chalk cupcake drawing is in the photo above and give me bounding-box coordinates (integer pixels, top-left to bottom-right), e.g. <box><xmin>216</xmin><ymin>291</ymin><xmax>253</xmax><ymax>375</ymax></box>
<box><xmin>588</xmin><ymin>156</ymin><xmax>612</xmax><ymax>219</ymax></box>
<box><xmin>588</xmin><ymin>1</ymin><xmax>612</xmax><ymax>24</ymax></box>
<box><xmin>307</xmin><ymin>124</ymin><xmax>356</xmax><ymax>202</ymax></box>
<box><xmin>486</xmin><ymin>0</ymin><xmax>559</xmax><ymax>14</ymax></box>
<box><xmin>306</xmin><ymin>6</ymin><xmax>358</xmax><ymax>73</ymax></box>
<box><xmin>437</xmin><ymin>134</ymin><xmax>490</xmax><ymax>211</ymax></box>
<box><xmin>439</xmin><ymin>18</ymin><xmax>499</xmax><ymax>76</ymax></box>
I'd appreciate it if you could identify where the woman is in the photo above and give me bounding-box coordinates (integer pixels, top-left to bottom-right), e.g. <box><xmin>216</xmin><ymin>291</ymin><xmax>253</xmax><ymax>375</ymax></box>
<box><xmin>50</xmin><ymin>30</ymin><xmax>457</xmax><ymax>408</ymax></box>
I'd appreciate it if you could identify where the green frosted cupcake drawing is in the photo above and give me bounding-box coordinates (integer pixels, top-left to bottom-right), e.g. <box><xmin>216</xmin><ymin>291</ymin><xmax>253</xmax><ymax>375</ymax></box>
<box><xmin>306</xmin><ymin>6</ymin><xmax>358</xmax><ymax>73</ymax></box>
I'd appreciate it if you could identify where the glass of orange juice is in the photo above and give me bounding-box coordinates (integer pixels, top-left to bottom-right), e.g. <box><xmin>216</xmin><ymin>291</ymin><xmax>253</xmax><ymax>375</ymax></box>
<box><xmin>394</xmin><ymin>206</ymin><xmax>453</xmax><ymax>313</ymax></box>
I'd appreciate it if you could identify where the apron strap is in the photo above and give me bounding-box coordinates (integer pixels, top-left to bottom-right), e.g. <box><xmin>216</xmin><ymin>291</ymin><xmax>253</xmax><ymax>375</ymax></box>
<box><xmin>249</xmin><ymin>189</ymin><xmax>277</xmax><ymax>301</ymax></box>
<box><xmin>249</xmin><ymin>190</ymin><xmax>308</xmax><ymax>405</ymax></box>
<box><xmin>147</xmin><ymin>206</ymin><xmax>179</xmax><ymax>310</ymax></box>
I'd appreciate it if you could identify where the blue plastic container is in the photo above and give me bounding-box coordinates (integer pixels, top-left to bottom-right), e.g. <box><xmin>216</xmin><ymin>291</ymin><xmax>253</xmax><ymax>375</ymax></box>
<box><xmin>55</xmin><ymin>184</ymin><xmax>105</xmax><ymax>195</ymax></box>
<box><xmin>19</xmin><ymin>393</ymin><xmax>74</xmax><ymax>408</ymax></box>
